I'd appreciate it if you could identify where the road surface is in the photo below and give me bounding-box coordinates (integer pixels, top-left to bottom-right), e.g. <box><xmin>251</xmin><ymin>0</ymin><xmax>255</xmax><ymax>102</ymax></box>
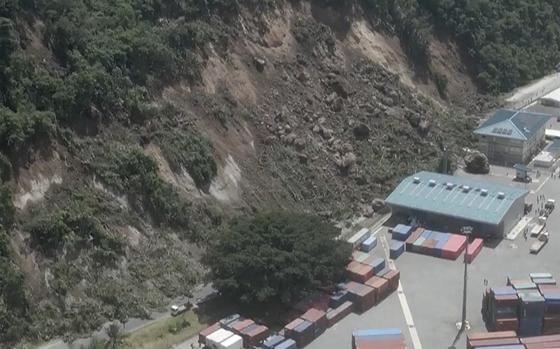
<box><xmin>506</xmin><ymin>72</ymin><xmax>560</xmax><ymax>109</ymax></box>
<box><xmin>35</xmin><ymin>283</ymin><xmax>216</xmax><ymax>349</ymax></box>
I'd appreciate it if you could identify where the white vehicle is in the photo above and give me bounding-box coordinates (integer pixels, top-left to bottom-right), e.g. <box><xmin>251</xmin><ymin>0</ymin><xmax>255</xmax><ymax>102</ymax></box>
<box><xmin>531</xmin><ymin>216</ymin><xmax>547</xmax><ymax>237</ymax></box>
<box><xmin>546</xmin><ymin>199</ymin><xmax>556</xmax><ymax>211</ymax></box>
<box><xmin>171</xmin><ymin>304</ymin><xmax>187</xmax><ymax>316</ymax></box>
<box><xmin>531</xmin><ymin>230</ymin><xmax>549</xmax><ymax>254</ymax></box>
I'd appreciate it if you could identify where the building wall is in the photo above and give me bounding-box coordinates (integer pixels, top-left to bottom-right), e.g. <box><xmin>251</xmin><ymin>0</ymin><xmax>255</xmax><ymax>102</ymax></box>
<box><xmin>522</xmin><ymin>127</ymin><xmax>547</xmax><ymax>163</ymax></box>
<box><xmin>498</xmin><ymin>196</ymin><xmax>526</xmax><ymax>235</ymax></box>
<box><xmin>478</xmin><ymin>125</ymin><xmax>547</xmax><ymax>165</ymax></box>
<box><xmin>478</xmin><ymin>136</ymin><xmax>524</xmax><ymax>165</ymax></box>
<box><xmin>388</xmin><ymin>205</ymin><xmax>503</xmax><ymax>238</ymax></box>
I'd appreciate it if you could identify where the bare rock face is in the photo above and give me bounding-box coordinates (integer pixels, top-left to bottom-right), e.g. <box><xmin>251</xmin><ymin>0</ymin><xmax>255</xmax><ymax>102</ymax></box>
<box><xmin>464</xmin><ymin>151</ymin><xmax>490</xmax><ymax>174</ymax></box>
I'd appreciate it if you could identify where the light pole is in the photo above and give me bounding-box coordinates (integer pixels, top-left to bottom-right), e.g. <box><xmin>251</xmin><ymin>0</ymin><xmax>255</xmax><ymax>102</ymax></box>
<box><xmin>449</xmin><ymin>226</ymin><xmax>474</xmax><ymax>349</ymax></box>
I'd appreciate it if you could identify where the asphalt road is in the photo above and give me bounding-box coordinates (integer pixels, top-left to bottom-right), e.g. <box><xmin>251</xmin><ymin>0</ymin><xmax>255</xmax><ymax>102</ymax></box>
<box><xmin>35</xmin><ymin>283</ymin><xmax>216</xmax><ymax>349</ymax></box>
<box><xmin>506</xmin><ymin>72</ymin><xmax>560</xmax><ymax>109</ymax></box>
<box><xmin>307</xmin><ymin>165</ymin><xmax>560</xmax><ymax>349</ymax></box>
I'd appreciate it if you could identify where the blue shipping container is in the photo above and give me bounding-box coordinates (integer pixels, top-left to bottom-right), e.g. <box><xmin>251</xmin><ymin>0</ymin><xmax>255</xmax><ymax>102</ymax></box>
<box><xmin>491</xmin><ymin>286</ymin><xmax>517</xmax><ymax>296</ymax></box>
<box><xmin>360</xmin><ymin>235</ymin><xmax>377</xmax><ymax>252</ymax></box>
<box><xmin>353</xmin><ymin>328</ymin><xmax>402</xmax><ymax>337</ymax></box>
<box><xmin>275</xmin><ymin>338</ymin><xmax>297</xmax><ymax>349</ymax></box>
<box><xmin>329</xmin><ymin>290</ymin><xmax>350</xmax><ymax>308</ymax></box>
<box><xmin>263</xmin><ymin>335</ymin><xmax>286</xmax><ymax>349</ymax></box>
<box><xmin>371</xmin><ymin>258</ymin><xmax>385</xmax><ymax>274</ymax></box>
<box><xmin>390</xmin><ymin>240</ymin><xmax>405</xmax><ymax>259</ymax></box>
<box><xmin>294</xmin><ymin>320</ymin><xmax>313</xmax><ymax>334</ymax></box>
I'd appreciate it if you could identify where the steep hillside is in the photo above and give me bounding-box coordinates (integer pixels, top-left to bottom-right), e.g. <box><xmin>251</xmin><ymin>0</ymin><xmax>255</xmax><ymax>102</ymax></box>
<box><xmin>0</xmin><ymin>0</ymin><xmax>553</xmax><ymax>346</ymax></box>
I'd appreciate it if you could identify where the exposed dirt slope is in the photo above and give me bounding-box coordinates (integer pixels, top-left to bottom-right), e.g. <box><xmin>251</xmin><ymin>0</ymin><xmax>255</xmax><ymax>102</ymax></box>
<box><xmin>7</xmin><ymin>1</ymin><xmax>491</xmax><ymax>345</ymax></box>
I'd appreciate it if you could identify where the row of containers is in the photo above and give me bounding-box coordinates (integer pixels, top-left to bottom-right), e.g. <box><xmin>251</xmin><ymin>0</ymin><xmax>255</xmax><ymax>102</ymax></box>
<box><xmin>467</xmin><ymin>330</ymin><xmax>560</xmax><ymax>349</ymax></box>
<box><xmin>199</xmin><ymin>315</ymin><xmax>270</xmax><ymax>349</ymax></box>
<box><xmin>482</xmin><ymin>272</ymin><xmax>560</xmax><ymax>337</ymax></box>
<box><xmin>352</xmin><ymin>328</ymin><xmax>407</xmax><ymax>349</ymax></box>
<box><xmin>390</xmin><ymin>224</ymin><xmax>484</xmax><ymax>263</ymax></box>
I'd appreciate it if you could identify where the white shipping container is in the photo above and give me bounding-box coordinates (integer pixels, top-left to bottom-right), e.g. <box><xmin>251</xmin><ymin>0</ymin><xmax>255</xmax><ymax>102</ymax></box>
<box><xmin>219</xmin><ymin>334</ymin><xmax>243</xmax><ymax>349</ymax></box>
<box><xmin>347</xmin><ymin>228</ymin><xmax>370</xmax><ymax>247</ymax></box>
<box><xmin>206</xmin><ymin>328</ymin><xmax>234</xmax><ymax>349</ymax></box>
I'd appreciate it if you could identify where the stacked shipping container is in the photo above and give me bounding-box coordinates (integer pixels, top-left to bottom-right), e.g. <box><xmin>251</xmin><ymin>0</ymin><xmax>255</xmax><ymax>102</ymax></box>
<box><xmin>483</xmin><ymin>273</ymin><xmax>560</xmax><ymax>337</ymax></box>
<box><xmin>468</xmin><ymin>331</ymin><xmax>560</xmax><ymax>349</ymax></box>
<box><xmin>391</xmin><ymin>225</ymin><xmax>473</xmax><ymax>261</ymax></box>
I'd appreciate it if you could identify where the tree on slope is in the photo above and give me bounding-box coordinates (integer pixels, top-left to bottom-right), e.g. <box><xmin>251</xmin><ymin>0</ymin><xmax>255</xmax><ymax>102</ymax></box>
<box><xmin>206</xmin><ymin>211</ymin><xmax>352</xmax><ymax>305</ymax></box>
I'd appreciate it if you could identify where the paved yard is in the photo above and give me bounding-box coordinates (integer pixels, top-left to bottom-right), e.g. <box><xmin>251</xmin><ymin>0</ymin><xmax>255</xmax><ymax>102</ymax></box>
<box><xmin>307</xmin><ymin>166</ymin><xmax>560</xmax><ymax>349</ymax></box>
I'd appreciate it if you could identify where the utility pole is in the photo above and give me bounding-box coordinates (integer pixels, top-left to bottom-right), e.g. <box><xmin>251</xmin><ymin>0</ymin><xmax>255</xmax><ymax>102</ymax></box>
<box><xmin>449</xmin><ymin>226</ymin><xmax>473</xmax><ymax>349</ymax></box>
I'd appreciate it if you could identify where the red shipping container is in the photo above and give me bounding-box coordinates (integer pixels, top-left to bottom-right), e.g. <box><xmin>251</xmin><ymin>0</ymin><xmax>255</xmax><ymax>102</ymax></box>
<box><xmin>382</xmin><ymin>270</ymin><xmax>400</xmax><ymax>291</ymax></box>
<box><xmin>231</xmin><ymin>319</ymin><xmax>254</xmax><ymax>334</ymax></box>
<box><xmin>242</xmin><ymin>325</ymin><xmax>269</xmax><ymax>347</ymax></box>
<box><xmin>284</xmin><ymin>317</ymin><xmax>305</xmax><ymax>337</ymax></box>
<box><xmin>344</xmin><ymin>282</ymin><xmax>375</xmax><ymax>313</ymax></box>
<box><xmin>466</xmin><ymin>238</ymin><xmax>484</xmax><ymax>264</ymax></box>
<box><xmin>198</xmin><ymin>322</ymin><xmax>221</xmax><ymax>344</ymax></box>
<box><xmin>365</xmin><ymin>276</ymin><xmax>389</xmax><ymax>304</ymax></box>
<box><xmin>346</xmin><ymin>261</ymin><xmax>375</xmax><ymax>283</ymax></box>
<box><xmin>468</xmin><ymin>337</ymin><xmax>520</xmax><ymax>349</ymax></box>
<box><xmin>405</xmin><ymin>228</ymin><xmax>424</xmax><ymax>250</ymax></box>
<box><xmin>421</xmin><ymin>238</ymin><xmax>438</xmax><ymax>255</ymax></box>
<box><xmin>301</xmin><ymin>308</ymin><xmax>328</xmax><ymax>332</ymax></box>
<box><xmin>495</xmin><ymin>318</ymin><xmax>519</xmax><ymax>332</ymax></box>
<box><xmin>441</xmin><ymin>234</ymin><xmax>467</xmax><ymax>260</ymax></box>
<box><xmin>522</xmin><ymin>335</ymin><xmax>560</xmax><ymax>344</ymax></box>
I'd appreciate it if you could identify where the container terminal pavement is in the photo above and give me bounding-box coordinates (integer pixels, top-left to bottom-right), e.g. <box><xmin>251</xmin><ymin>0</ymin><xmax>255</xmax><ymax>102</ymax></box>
<box><xmin>194</xmin><ymin>168</ymin><xmax>560</xmax><ymax>349</ymax></box>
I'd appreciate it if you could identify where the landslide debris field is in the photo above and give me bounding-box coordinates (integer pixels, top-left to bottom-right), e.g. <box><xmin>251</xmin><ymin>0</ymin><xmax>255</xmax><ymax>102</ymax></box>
<box><xmin>4</xmin><ymin>0</ymin><xmax>560</xmax><ymax>346</ymax></box>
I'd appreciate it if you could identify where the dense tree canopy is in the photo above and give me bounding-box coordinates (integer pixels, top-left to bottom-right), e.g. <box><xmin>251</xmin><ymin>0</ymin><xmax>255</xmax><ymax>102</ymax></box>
<box><xmin>206</xmin><ymin>211</ymin><xmax>352</xmax><ymax>305</ymax></box>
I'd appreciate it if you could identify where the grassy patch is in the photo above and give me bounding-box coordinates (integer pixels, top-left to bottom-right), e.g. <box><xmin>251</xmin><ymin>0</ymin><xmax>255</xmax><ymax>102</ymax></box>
<box><xmin>124</xmin><ymin>311</ymin><xmax>207</xmax><ymax>349</ymax></box>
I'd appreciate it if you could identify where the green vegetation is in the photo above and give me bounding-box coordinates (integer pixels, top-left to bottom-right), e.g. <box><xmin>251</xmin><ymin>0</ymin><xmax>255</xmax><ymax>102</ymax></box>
<box><xmin>90</xmin><ymin>144</ymin><xmax>198</xmax><ymax>234</ymax></box>
<box><xmin>206</xmin><ymin>211</ymin><xmax>352</xmax><ymax>305</ymax></box>
<box><xmin>123</xmin><ymin>309</ymin><xmax>207</xmax><ymax>349</ymax></box>
<box><xmin>0</xmin><ymin>228</ymin><xmax>29</xmax><ymax>344</ymax></box>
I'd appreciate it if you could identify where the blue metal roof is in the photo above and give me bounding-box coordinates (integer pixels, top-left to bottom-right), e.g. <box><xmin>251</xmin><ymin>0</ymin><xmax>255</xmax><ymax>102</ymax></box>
<box><xmin>474</xmin><ymin>109</ymin><xmax>551</xmax><ymax>141</ymax></box>
<box><xmin>385</xmin><ymin>171</ymin><xmax>528</xmax><ymax>225</ymax></box>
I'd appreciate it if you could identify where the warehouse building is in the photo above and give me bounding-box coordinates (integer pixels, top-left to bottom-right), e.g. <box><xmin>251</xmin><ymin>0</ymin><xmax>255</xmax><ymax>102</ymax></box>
<box><xmin>385</xmin><ymin>171</ymin><xmax>528</xmax><ymax>238</ymax></box>
<box><xmin>474</xmin><ymin>109</ymin><xmax>551</xmax><ymax>165</ymax></box>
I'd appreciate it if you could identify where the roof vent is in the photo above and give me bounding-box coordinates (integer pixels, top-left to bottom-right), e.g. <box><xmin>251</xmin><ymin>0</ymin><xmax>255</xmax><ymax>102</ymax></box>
<box><xmin>446</xmin><ymin>182</ymin><xmax>454</xmax><ymax>190</ymax></box>
<box><xmin>428</xmin><ymin>179</ymin><xmax>437</xmax><ymax>187</ymax></box>
<box><xmin>413</xmin><ymin>177</ymin><xmax>420</xmax><ymax>184</ymax></box>
<box><xmin>462</xmin><ymin>185</ymin><xmax>471</xmax><ymax>193</ymax></box>
<box><xmin>497</xmin><ymin>192</ymin><xmax>505</xmax><ymax>199</ymax></box>
<box><xmin>481</xmin><ymin>189</ymin><xmax>488</xmax><ymax>196</ymax></box>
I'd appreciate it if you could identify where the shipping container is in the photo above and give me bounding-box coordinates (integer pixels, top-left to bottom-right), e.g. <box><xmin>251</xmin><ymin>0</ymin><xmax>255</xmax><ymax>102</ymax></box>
<box><xmin>207</xmin><ymin>329</ymin><xmax>235</xmax><ymax>349</ymax></box>
<box><xmin>361</xmin><ymin>235</ymin><xmax>378</xmax><ymax>252</ymax></box>
<box><xmin>346</xmin><ymin>261</ymin><xmax>375</xmax><ymax>283</ymax></box>
<box><xmin>326</xmin><ymin>301</ymin><xmax>353</xmax><ymax>327</ymax></box>
<box><xmin>242</xmin><ymin>325</ymin><xmax>269</xmax><ymax>347</ymax></box>
<box><xmin>352</xmin><ymin>251</ymin><xmax>370</xmax><ymax>263</ymax></box>
<box><xmin>391</xmin><ymin>224</ymin><xmax>413</xmax><ymax>241</ymax></box>
<box><xmin>390</xmin><ymin>240</ymin><xmax>405</xmax><ymax>259</ymax></box>
<box><xmin>199</xmin><ymin>322</ymin><xmax>221</xmax><ymax>344</ymax></box>
<box><xmin>219</xmin><ymin>334</ymin><xmax>243</xmax><ymax>349</ymax></box>
<box><xmin>405</xmin><ymin>228</ymin><xmax>424</xmax><ymax>250</ymax></box>
<box><xmin>219</xmin><ymin>314</ymin><xmax>241</xmax><ymax>327</ymax></box>
<box><xmin>348</xmin><ymin>228</ymin><xmax>372</xmax><ymax>248</ymax></box>
<box><xmin>263</xmin><ymin>335</ymin><xmax>286</xmax><ymax>349</ymax></box>
<box><xmin>301</xmin><ymin>308</ymin><xmax>328</xmax><ymax>334</ymax></box>
<box><xmin>329</xmin><ymin>290</ymin><xmax>350</xmax><ymax>309</ymax></box>
<box><xmin>275</xmin><ymin>338</ymin><xmax>297</xmax><ymax>349</ymax></box>
<box><xmin>231</xmin><ymin>319</ymin><xmax>255</xmax><ymax>334</ymax></box>
<box><xmin>466</xmin><ymin>238</ymin><xmax>484</xmax><ymax>264</ymax></box>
